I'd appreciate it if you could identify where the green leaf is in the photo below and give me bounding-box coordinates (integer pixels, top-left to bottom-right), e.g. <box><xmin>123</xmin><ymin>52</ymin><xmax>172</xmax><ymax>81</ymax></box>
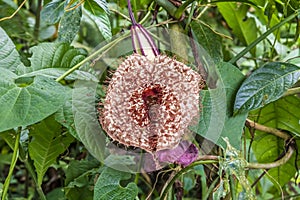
<box><xmin>84</xmin><ymin>0</ymin><xmax>112</xmax><ymax>41</ymax></box>
<box><xmin>191</xmin><ymin>62</ymin><xmax>247</xmax><ymax>149</ymax></box>
<box><xmin>73</xmin><ymin>80</ymin><xmax>106</xmax><ymax>161</ymax></box>
<box><xmin>93</xmin><ymin>0</ymin><xmax>109</xmax><ymax>13</ymax></box>
<box><xmin>234</xmin><ymin>62</ymin><xmax>300</xmax><ymax>113</ymax></box>
<box><xmin>28</xmin><ymin>116</ymin><xmax>74</xmax><ymax>186</ymax></box>
<box><xmin>0</xmin><ymin>68</ymin><xmax>67</xmax><ymax>132</ymax></box>
<box><xmin>46</xmin><ymin>188</ymin><xmax>66</xmax><ymax>200</ymax></box>
<box><xmin>94</xmin><ymin>167</ymin><xmax>138</xmax><ymax>200</ymax></box>
<box><xmin>0</xmin><ymin>27</ymin><xmax>24</xmax><ymax>72</ymax></box>
<box><xmin>65</xmin><ymin>159</ymin><xmax>100</xmax><ymax>200</ymax></box>
<box><xmin>24</xmin><ymin>43</ymin><xmax>87</xmax><ymax>73</ymax></box>
<box><xmin>55</xmin><ymin>90</ymin><xmax>80</xmax><ymax>140</ymax></box>
<box><xmin>65</xmin><ymin>185</ymin><xmax>94</xmax><ymax>200</ymax></box>
<box><xmin>190</xmin><ymin>21</ymin><xmax>223</xmax><ymax>64</ymax></box>
<box><xmin>250</xmin><ymin>96</ymin><xmax>300</xmax><ymax>138</ymax></box>
<box><xmin>0</xmin><ymin>1</ymin><xmax>33</xmax><ymax>42</ymax></box>
<box><xmin>218</xmin><ymin>3</ymin><xmax>257</xmax><ymax>50</ymax></box>
<box><xmin>65</xmin><ymin>159</ymin><xmax>100</xmax><ymax>185</ymax></box>
<box><xmin>249</xmin><ymin>96</ymin><xmax>300</xmax><ymax>186</ymax></box>
<box><xmin>58</xmin><ymin>6</ymin><xmax>82</xmax><ymax>43</ymax></box>
<box><xmin>41</xmin><ymin>0</ymin><xmax>66</xmax><ymax>25</ymax></box>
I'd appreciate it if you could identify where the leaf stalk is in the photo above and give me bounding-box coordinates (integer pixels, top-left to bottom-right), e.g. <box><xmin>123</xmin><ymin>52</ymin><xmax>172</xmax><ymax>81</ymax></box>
<box><xmin>1</xmin><ymin>128</ymin><xmax>20</xmax><ymax>200</ymax></box>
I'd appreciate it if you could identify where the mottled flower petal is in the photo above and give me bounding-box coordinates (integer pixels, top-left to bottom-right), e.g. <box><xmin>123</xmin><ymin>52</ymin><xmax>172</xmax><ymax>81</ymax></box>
<box><xmin>100</xmin><ymin>54</ymin><xmax>202</xmax><ymax>152</ymax></box>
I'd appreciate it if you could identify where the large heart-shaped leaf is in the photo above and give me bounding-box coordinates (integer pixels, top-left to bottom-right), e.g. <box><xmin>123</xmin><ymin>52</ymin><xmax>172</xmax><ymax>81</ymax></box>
<box><xmin>94</xmin><ymin>167</ymin><xmax>138</xmax><ymax>200</ymax></box>
<box><xmin>234</xmin><ymin>62</ymin><xmax>300</xmax><ymax>113</ymax></box>
<box><xmin>29</xmin><ymin>116</ymin><xmax>74</xmax><ymax>186</ymax></box>
<box><xmin>0</xmin><ymin>27</ymin><xmax>24</xmax><ymax>72</ymax></box>
<box><xmin>0</xmin><ymin>68</ymin><xmax>67</xmax><ymax>132</ymax></box>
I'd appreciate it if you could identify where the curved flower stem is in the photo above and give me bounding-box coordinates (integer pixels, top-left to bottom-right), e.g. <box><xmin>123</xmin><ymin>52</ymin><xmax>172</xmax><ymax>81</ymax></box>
<box><xmin>2</xmin><ymin>128</ymin><xmax>21</xmax><ymax>200</ymax></box>
<box><xmin>229</xmin><ymin>9</ymin><xmax>299</xmax><ymax>64</ymax></box>
<box><xmin>160</xmin><ymin>160</ymin><xmax>218</xmax><ymax>200</ymax></box>
<box><xmin>246</xmin><ymin>145</ymin><xmax>294</xmax><ymax>169</ymax></box>
<box><xmin>245</xmin><ymin>119</ymin><xmax>291</xmax><ymax>140</ymax></box>
<box><xmin>127</xmin><ymin>0</ymin><xmax>137</xmax><ymax>25</ymax></box>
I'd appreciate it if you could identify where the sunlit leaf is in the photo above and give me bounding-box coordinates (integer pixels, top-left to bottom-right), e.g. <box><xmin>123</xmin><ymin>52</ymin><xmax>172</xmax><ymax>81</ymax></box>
<box><xmin>93</xmin><ymin>0</ymin><xmax>109</xmax><ymax>13</ymax></box>
<box><xmin>73</xmin><ymin>80</ymin><xmax>106</xmax><ymax>161</ymax></box>
<box><xmin>55</xmin><ymin>90</ymin><xmax>79</xmax><ymax>140</ymax></box>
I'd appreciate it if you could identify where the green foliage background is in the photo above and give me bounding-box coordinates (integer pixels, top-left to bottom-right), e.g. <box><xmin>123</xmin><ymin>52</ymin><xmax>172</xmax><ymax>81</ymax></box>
<box><xmin>0</xmin><ymin>0</ymin><xmax>299</xmax><ymax>199</ymax></box>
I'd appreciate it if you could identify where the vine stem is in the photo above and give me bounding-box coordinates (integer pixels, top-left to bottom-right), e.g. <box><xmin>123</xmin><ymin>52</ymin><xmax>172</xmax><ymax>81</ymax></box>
<box><xmin>246</xmin><ymin>145</ymin><xmax>294</xmax><ymax>169</ymax></box>
<box><xmin>160</xmin><ymin>160</ymin><xmax>218</xmax><ymax>200</ymax></box>
<box><xmin>1</xmin><ymin>128</ymin><xmax>21</xmax><ymax>200</ymax></box>
<box><xmin>245</xmin><ymin>119</ymin><xmax>291</xmax><ymax>140</ymax></box>
<box><xmin>229</xmin><ymin>9</ymin><xmax>299</xmax><ymax>64</ymax></box>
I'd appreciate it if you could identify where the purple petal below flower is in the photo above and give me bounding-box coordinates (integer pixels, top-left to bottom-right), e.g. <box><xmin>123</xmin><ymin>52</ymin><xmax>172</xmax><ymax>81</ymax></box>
<box><xmin>157</xmin><ymin>140</ymin><xmax>199</xmax><ymax>167</ymax></box>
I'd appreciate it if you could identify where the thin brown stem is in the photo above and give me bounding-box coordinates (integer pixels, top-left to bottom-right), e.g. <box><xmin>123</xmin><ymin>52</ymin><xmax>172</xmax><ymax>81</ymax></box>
<box><xmin>0</xmin><ymin>0</ymin><xmax>27</xmax><ymax>22</ymax></box>
<box><xmin>245</xmin><ymin>119</ymin><xmax>291</xmax><ymax>140</ymax></box>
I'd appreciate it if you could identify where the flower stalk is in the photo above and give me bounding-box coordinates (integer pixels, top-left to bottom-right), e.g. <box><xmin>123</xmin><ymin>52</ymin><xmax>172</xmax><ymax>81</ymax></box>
<box><xmin>127</xmin><ymin>0</ymin><xmax>159</xmax><ymax>59</ymax></box>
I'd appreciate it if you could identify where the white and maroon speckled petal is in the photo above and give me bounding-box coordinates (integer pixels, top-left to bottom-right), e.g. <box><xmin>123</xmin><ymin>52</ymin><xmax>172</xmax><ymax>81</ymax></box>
<box><xmin>100</xmin><ymin>54</ymin><xmax>202</xmax><ymax>152</ymax></box>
